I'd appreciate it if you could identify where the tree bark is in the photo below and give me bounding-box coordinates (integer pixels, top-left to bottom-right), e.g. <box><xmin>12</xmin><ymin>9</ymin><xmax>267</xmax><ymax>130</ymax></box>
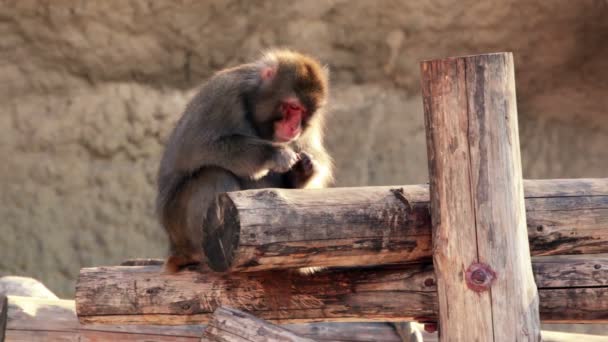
<box><xmin>203</xmin><ymin>179</ymin><xmax>608</xmax><ymax>272</ymax></box>
<box><xmin>75</xmin><ymin>256</ymin><xmax>607</xmax><ymax>325</ymax></box>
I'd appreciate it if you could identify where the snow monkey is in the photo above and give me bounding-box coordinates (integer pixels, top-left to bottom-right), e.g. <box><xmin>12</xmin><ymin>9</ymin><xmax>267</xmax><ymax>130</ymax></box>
<box><xmin>157</xmin><ymin>50</ymin><xmax>333</xmax><ymax>273</ymax></box>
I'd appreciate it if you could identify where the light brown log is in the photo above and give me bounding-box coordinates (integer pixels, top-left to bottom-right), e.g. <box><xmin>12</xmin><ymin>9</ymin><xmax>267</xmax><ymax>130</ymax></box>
<box><xmin>422</xmin><ymin>52</ymin><xmax>539</xmax><ymax>341</ymax></box>
<box><xmin>203</xmin><ymin>179</ymin><xmax>608</xmax><ymax>272</ymax></box>
<box><xmin>75</xmin><ymin>256</ymin><xmax>607</xmax><ymax>325</ymax></box>
<box><xmin>202</xmin><ymin>306</ymin><xmax>316</xmax><ymax>341</ymax></box>
<box><xmin>5</xmin><ymin>295</ymin><xmax>203</xmax><ymax>341</ymax></box>
<box><xmin>4</xmin><ymin>295</ymin><xmax>431</xmax><ymax>342</ymax></box>
<box><xmin>1</xmin><ymin>295</ymin><xmax>6</xmax><ymax>342</ymax></box>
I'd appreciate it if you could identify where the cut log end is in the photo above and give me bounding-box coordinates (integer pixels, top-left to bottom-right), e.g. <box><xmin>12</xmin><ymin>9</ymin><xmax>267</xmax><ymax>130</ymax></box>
<box><xmin>203</xmin><ymin>193</ymin><xmax>241</xmax><ymax>272</ymax></box>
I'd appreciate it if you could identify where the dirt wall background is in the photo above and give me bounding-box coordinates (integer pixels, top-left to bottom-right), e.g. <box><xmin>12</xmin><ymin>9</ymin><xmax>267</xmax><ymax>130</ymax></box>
<box><xmin>1</xmin><ymin>1</ymin><xmax>607</xmax><ymax>301</ymax></box>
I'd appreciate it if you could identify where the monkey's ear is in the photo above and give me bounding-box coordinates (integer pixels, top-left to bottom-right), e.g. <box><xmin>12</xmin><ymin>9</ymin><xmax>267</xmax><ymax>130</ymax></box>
<box><xmin>260</xmin><ymin>66</ymin><xmax>277</xmax><ymax>82</ymax></box>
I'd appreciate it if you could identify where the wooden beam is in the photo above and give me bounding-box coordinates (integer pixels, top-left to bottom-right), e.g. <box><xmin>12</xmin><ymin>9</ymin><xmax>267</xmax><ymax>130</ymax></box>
<box><xmin>4</xmin><ymin>295</ymin><xmax>431</xmax><ymax>341</ymax></box>
<box><xmin>422</xmin><ymin>52</ymin><xmax>540</xmax><ymax>340</ymax></box>
<box><xmin>203</xmin><ymin>179</ymin><xmax>608</xmax><ymax>272</ymax></box>
<box><xmin>75</xmin><ymin>256</ymin><xmax>607</xmax><ymax>325</ymax></box>
<box><xmin>5</xmin><ymin>295</ymin><xmax>204</xmax><ymax>341</ymax></box>
<box><xmin>202</xmin><ymin>306</ymin><xmax>316</xmax><ymax>341</ymax></box>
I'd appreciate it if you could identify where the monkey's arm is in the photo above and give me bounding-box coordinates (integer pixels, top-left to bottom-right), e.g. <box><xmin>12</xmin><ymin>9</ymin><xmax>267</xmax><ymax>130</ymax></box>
<box><xmin>178</xmin><ymin>135</ymin><xmax>298</xmax><ymax>179</ymax></box>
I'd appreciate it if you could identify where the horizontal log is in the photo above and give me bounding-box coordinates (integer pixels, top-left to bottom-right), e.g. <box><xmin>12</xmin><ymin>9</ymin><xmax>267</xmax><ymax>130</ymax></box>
<box><xmin>202</xmin><ymin>306</ymin><xmax>315</xmax><ymax>341</ymax></box>
<box><xmin>9</xmin><ymin>294</ymin><xmax>604</xmax><ymax>341</ymax></box>
<box><xmin>5</xmin><ymin>295</ymin><xmax>432</xmax><ymax>341</ymax></box>
<box><xmin>204</xmin><ymin>179</ymin><xmax>608</xmax><ymax>272</ymax></box>
<box><xmin>5</xmin><ymin>295</ymin><xmax>204</xmax><ymax>341</ymax></box>
<box><xmin>76</xmin><ymin>256</ymin><xmax>608</xmax><ymax>325</ymax></box>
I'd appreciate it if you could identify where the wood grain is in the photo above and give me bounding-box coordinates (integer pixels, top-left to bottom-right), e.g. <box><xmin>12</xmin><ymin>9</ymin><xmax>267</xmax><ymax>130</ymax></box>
<box><xmin>422</xmin><ymin>53</ymin><xmax>540</xmax><ymax>341</ymax></box>
<box><xmin>75</xmin><ymin>256</ymin><xmax>607</xmax><ymax>325</ymax></box>
<box><xmin>4</xmin><ymin>295</ymin><xmax>432</xmax><ymax>342</ymax></box>
<box><xmin>203</xmin><ymin>179</ymin><xmax>608</xmax><ymax>272</ymax></box>
<box><xmin>202</xmin><ymin>307</ymin><xmax>316</xmax><ymax>341</ymax></box>
<box><xmin>5</xmin><ymin>295</ymin><xmax>203</xmax><ymax>341</ymax></box>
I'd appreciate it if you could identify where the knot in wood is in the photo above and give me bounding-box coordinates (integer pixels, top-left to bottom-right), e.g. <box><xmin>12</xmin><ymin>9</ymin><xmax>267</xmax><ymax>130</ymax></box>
<box><xmin>465</xmin><ymin>263</ymin><xmax>496</xmax><ymax>292</ymax></box>
<box><xmin>471</xmin><ymin>270</ymin><xmax>487</xmax><ymax>283</ymax></box>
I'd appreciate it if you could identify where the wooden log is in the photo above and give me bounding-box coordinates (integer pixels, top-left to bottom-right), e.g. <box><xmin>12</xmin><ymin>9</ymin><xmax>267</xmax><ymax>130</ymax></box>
<box><xmin>0</xmin><ymin>276</ymin><xmax>58</xmax><ymax>300</ymax></box>
<box><xmin>75</xmin><ymin>256</ymin><xmax>607</xmax><ymax>325</ymax></box>
<box><xmin>203</xmin><ymin>179</ymin><xmax>608</xmax><ymax>272</ymax></box>
<box><xmin>425</xmin><ymin>52</ymin><xmax>539</xmax><ymax>341</ymax></box>
<box><xmin>202</xmin><ymin>306</ymin><xmax>316</xmax><ymax>341</ymax></box>
<box><xmin>5</xmin><ymin>295</ymin><xmax>204</xmax><ymax>341</ymax></box>
<box><xmin>1</xmin><ymin>295</ymin><xmax>6</xmax><ymax>342</ymax></box>
<box><xmin>4</xmin><ymin>296</ymin><xmax>430</xmax><ymax>342</ymax></box>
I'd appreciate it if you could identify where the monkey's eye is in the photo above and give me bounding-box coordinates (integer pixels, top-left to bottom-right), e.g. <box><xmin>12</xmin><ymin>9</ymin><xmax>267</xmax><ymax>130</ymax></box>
<box><xmin>289</xmin><ymin>103</ymin><xmax>300</xmax><ymax>111</ymax></box>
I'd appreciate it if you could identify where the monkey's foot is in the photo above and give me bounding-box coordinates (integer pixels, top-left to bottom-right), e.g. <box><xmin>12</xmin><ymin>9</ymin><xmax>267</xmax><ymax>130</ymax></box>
<box><xmin>163</xmin><ymin>253</ymin><xmax>205</xmax><ymax>274</ymax></box>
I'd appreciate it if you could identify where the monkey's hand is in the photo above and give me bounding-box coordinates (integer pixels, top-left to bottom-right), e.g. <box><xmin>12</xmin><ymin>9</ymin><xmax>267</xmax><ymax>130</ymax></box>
<box><xmin>285</xmin><ymin>152</ymin><xmax>316</xmax><ymax>188</ymax></box>
<box><xmin>270</xmin><ymin>146</ymin><xmax>299</xmax><ymax>173</ymax></box>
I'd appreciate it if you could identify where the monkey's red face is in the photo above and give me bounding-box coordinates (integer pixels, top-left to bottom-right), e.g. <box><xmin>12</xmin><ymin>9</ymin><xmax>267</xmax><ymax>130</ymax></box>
<box><xmin>274</xmin><ymin>98</ymin><xmax>306</xmax><ymax>143</ymax></box>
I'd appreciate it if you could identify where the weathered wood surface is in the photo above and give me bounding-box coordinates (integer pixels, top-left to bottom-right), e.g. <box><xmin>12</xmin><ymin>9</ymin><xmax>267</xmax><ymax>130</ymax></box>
<box><xmin>5</xmin><ymin>295</ymin><xmax>204</xmax><ymax>341</ymax></box>
<box><xmin>4</xmin><ymin>295</ymin><xmax>432</xmax><ymax>342</ymax></box>
<box><xmin>0</xmin><ymin>276</ymin><xmax>58</xmax><ymax>300</ymax></box>
<box><xmin>202</xmin><ymin>306</ymin><xmax>316</xmax><ymax>342</ymax></box>
<box><xmin>426</xmin><ymin>52</ymin><xmax>539</xmax><ymax>341</ymax></box>
<box><xmin>75</xmin><ymin>256</ymin><xmax>607</xmax><ymax>325</ymax></box>
<box><xmin>1</xmin><ymin>295</ymin><xmax>6</xmax><ymax>342</ymax></box>
<box><xmin>203</xmin><ymin>178</ymin><xmax>608</xmax><ymax>272</ymax></box>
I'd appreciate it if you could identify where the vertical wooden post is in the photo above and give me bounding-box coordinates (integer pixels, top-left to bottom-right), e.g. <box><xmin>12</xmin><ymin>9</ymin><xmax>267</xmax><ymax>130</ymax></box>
<box><xmin>421</xmin><ymin>53</ymin><xmax>541</xmax><ymax>341</ymax></box>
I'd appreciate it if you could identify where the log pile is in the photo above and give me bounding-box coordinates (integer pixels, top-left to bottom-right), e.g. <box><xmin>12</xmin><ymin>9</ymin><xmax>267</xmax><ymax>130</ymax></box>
<box><xmin>75</xmin><ymin>256</ymin><xmax>607</xmax><ymax>325</ymax></box>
